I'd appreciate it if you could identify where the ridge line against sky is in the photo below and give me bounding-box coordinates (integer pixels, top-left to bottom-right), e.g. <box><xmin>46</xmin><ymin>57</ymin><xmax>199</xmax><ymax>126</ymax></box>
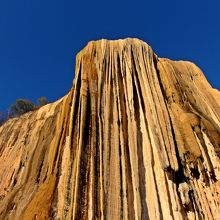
<box><xmin>0</xmin><ymin>0</ymin><xmax>219</xmax><ymax>111</ymax></box>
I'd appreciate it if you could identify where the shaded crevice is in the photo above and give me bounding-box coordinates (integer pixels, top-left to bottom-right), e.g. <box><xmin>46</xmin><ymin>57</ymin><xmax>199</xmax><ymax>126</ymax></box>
<box><xmin>153</xmin><ymin>56</ymin><xmax>186</xmax><ymax>184</ymax></box>
<box><xmin>117</xmin><ymin>54</ymin><xmax>135</xmax><ymax>220</ymax></box>
<box><xmin>131</xmin><ymin>59</ymin><xmax>149</xmax><ymax>220</ymax></box>
<box><xmin>76</xmin><ymin>93</ymin><xmax>91</xmax><ymax>219</ymax></box>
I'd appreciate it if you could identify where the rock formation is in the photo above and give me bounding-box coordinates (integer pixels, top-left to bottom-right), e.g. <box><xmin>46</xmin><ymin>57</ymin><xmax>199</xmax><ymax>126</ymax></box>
<box><xmin>0</xmin><ymin>38</ymin><xmax>220</xmax><ymax>219</ymax></box>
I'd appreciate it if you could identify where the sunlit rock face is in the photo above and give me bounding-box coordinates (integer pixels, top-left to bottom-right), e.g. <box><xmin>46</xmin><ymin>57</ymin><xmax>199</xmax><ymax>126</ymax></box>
<box><xmin>0</xmin><ymin>38</ymin><xmax>220</xmax><ymax>220</ymax></box>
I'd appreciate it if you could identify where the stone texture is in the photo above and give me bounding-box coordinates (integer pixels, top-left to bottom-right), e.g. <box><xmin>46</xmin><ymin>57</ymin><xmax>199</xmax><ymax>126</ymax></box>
<box><xmin>0</xmin><ymin>38</ymin><xmax>220</xmax><ymax>219</ymax></box>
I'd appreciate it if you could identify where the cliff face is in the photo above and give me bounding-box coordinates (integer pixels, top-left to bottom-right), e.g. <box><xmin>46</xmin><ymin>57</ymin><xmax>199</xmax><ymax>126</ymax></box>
<box><xmin>0</xmin><ymin>38</ymin><xmax>220</xmax><ymax>220</ymax></box>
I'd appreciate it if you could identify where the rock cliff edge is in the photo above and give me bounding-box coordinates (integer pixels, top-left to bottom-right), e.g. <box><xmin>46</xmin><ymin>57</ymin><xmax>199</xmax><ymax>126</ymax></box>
<box><xmin>0</xmin><ymin>38</ymin><xmax>220</xmax><ymax>219</ymax></box>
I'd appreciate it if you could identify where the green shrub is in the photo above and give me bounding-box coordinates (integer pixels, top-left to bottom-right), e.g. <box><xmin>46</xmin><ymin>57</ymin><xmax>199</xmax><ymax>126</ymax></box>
<box><xmin>37</xmin><ymin>97</ymin><xmax>48</xmax><ymax>106</ymax></box>
<box><xmin>0</xmin><ymin>112</ymin><xmax>7</xmax><ymax>126</ymax></box>
<box><xmin>9</xmin><ymin>99</ymin><xmax>35</xmax><ymax>118</ymax></box>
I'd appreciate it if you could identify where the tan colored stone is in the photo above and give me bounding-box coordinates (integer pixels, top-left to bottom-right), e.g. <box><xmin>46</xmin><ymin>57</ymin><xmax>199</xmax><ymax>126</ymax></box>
<box><xmin>0</xmin><ymin>38</ymin><xmax>220</xmax><ymax>219</ymax></box>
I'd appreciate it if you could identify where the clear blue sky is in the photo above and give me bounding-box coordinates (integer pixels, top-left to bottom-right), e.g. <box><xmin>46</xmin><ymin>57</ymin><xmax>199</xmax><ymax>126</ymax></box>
<box><xmin>0</xmin><ymin>0</ymin><xmax>219</xmax><ymax>111</ymax></box>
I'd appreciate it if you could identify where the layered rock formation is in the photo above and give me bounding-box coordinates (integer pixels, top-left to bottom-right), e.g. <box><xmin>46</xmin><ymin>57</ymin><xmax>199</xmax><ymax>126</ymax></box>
<box><xmin>0</xmin><ymin>38</ymin><xmax>220</xmax><ymax>219</ymax></box>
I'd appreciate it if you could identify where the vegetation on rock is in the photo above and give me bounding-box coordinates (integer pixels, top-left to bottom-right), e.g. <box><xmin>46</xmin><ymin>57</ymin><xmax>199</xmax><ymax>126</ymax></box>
<box><xmin>37</xmin><ymin>96</ymin><xmax>48</xmax><ymax>106</ymax></box>
<box><xmin>0</xmin><ymin>112</ymin><xmax>7</xmax><ymax>126</ymax></box>
<box><xmin>8</xmin><ymin>99</ymin><xmax>35</xmax><ymax>118</ymax></box>
<box><xmin>0</xmin><ymin>97</ymin><xmax>49</xmax><ymax>126</ymax></box>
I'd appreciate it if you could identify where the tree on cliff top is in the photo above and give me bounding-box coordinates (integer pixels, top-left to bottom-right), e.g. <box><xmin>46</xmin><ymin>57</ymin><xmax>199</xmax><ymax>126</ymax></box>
<box><xmin>9</xmin><ymin>99</ymin><xmax>35</xmax><ymax>118</ymax></box>
<box><xmin>37</xmin><ymin>96</ymin><xmax>48</xmax><ymax>106</ymax></box>
<box><xmin>0</xmin><ymin>112</ymin><xmax>7</xmax><ymax>126</ymax></box>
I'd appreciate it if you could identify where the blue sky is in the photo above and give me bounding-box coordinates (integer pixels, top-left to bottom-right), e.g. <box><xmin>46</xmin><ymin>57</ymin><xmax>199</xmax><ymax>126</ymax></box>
<box><xmin>0</xmin><ymin>0</ymin><xmax>219</xmax><ymax>111</ymax></box>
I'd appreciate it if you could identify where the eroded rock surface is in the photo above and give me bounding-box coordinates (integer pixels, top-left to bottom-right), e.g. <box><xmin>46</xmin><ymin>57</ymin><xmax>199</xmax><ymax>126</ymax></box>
<box><xmin>0</xmin><ymin>38</ymin><xmax>220</xmax><ymax>219</ymax></box>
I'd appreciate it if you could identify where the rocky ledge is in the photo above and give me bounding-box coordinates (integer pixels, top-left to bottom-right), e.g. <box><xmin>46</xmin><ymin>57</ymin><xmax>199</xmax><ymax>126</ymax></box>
<box><xmin>0</xmin><ymin>38</ymin><xmax>220</xmax><ymax>219</ymax></box>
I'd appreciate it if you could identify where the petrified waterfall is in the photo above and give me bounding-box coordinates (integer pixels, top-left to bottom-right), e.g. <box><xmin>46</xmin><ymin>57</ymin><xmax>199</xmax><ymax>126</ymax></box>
<box><xmin>0</xmin><ymin>38</ymin><xmax>220</xmax><ymax>219</ymax></box>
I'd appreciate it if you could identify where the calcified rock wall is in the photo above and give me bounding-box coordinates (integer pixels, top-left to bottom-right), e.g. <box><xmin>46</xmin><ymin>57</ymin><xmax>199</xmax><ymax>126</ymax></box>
<box><xmin>0</xmin><ymin>39</ymin><xmax>220</xmax><ymax>220</ymax></box>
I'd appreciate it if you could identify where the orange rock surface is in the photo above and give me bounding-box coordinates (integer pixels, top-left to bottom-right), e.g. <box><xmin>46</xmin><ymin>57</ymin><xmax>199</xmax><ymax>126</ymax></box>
<box><xmin>0</xmin><ymin>38</ymin><xmax>220</xmax><ymax>219</ymax></box>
